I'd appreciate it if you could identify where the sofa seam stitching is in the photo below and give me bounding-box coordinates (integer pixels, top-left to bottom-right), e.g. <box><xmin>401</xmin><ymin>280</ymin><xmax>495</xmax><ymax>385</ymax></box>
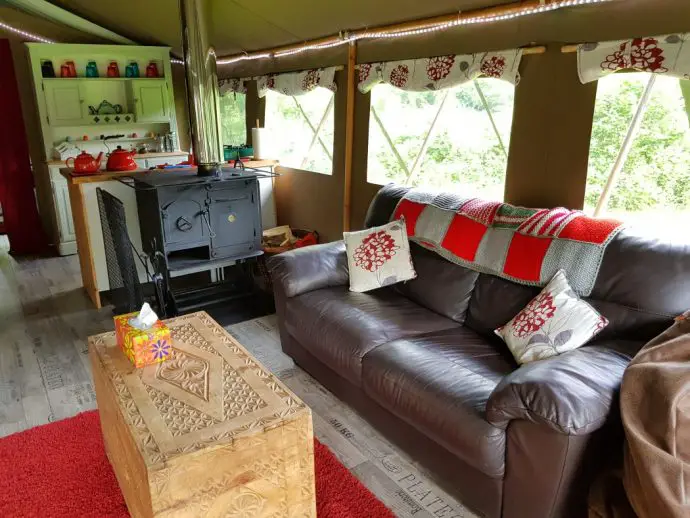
<box><xmin>493</xmin><ymin>405</ymin><xmax>606</xmax><ymax>434</ymax></box>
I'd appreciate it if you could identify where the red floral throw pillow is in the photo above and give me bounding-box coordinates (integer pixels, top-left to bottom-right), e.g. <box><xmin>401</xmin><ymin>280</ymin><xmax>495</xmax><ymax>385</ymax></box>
<box><xmin>344</xmin><ymin>220</ymin><xmax>416</xmax><ymax>293</ymax></box>
<box><xmin>495</xmin><ymin>270</ymin><xmax>608</xmax><ymax>364</ymax></box>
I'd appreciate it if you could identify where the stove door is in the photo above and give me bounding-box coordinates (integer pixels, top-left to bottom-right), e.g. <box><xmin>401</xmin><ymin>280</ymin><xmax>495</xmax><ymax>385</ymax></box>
<box><xmin>208</xmin><ymin>180</ymin><xmax>261</xmax><ymax>259</ymax></box>
<box><xmin>159</xmin><ymin>186</ymin><xmax>207</xmax><ymax>250</ymax></box>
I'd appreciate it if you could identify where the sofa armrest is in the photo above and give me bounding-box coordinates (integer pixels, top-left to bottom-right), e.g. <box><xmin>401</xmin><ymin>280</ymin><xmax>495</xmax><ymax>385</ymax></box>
<box><xmin>486</xmin><ymin>344</ymin><xmax>633</xmax><ymax>435</ymax></box>
<box><xmin>268</xmin><ymin>241</ymin><xmax>349</xmax><ymax>298</ymax></box>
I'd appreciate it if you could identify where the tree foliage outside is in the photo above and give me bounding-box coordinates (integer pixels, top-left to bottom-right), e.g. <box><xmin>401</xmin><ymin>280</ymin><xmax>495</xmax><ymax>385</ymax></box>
<box><xmin>219</xmin><ymin>93</ymin><xmax>247</xmax><ymax>146</ymax></box>
<box><xmin>264</xmin><ymin>89</ymin><xmax>334</xmax><ymax>174</ymax></box>
<box><xmin>585</xmin><ymin>73</ymin><xmax>690</xmax><ymax>229</ymax></box>
<box><xmin>367</xmin><ymin>79</ymin><xmax>513</xmax><ymax>200</ymax></box>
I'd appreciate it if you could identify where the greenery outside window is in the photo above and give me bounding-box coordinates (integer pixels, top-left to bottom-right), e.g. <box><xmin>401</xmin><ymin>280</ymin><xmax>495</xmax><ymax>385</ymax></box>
<box><xmin>264</xmin><ymin>88</ymin><xmax>335</xmax><ymax>175</ymax></box>
<box><xmin>367</xmin><ymin>79</ymin><xmax>515</xmax><ymax>200</ymax></box>
<box><xmin>586</xmin><ymin>73</ymin><xmax>690</xmax><ymax>233</ymax></box>
<box><xmin>219</xmin><ymin>92</ymin><xmax>247</xmax><ymax>146</ymax></box>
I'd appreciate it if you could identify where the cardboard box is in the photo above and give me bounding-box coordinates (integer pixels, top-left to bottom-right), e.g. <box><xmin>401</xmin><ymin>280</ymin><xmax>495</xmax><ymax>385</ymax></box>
<box><xmin>114</xmin><ymin>312</ymin><xmax>172</xmax><ymax>368</ymax></box>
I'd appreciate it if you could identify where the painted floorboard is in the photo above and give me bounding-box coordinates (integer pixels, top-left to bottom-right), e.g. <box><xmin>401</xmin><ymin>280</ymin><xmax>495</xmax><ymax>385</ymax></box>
<box><xmin>0</xmin><ymin>238</ymin><xmax>478</xmax><ymax>518</ymax></box>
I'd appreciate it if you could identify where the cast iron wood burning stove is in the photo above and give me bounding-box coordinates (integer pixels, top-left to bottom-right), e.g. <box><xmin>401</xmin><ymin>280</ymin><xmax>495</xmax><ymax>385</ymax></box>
<box><xmin>130</xmin><ymin>167</ymin><xmax>271</xmax><ymax>314</ymax></box>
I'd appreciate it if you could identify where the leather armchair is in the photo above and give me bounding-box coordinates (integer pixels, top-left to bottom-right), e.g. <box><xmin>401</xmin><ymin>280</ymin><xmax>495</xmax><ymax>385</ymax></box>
<box><xmin>486</xmin><ymin>343</ymin><xmax>634</xmax><ymax>435</ymax></box>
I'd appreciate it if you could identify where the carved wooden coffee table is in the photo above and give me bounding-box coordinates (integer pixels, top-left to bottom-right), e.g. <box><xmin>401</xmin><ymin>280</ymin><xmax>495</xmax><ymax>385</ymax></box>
<box><xmin>89</xmin><ymin>311</ymin><xmax>316</xmax><ymax>518</ymax></box>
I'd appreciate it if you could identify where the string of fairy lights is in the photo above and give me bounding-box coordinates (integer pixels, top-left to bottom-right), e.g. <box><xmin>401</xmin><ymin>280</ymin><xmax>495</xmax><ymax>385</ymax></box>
<box><xmin>0</xmin><ymin>0</ymin><xmax>614</xmax><ymax>66</ymax></box>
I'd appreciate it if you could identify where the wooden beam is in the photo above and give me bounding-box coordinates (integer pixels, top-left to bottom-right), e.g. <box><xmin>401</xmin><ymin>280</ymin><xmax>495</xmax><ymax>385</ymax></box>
<box><xmin>343</xmin><ymin>43</ymin><xmax>356</xmax><ymax>232</ymax></box>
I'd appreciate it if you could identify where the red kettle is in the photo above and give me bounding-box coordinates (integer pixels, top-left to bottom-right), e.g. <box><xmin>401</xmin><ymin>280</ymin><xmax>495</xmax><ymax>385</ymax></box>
<box><xmin>106</xmin><ymin>146</ymin><xmax>138</xmax><ymax>171</ymax></box>
<box><xmin>66</xmin><ymin>151</ymin><xmax>103</xmax><ymax>174</ymax></box>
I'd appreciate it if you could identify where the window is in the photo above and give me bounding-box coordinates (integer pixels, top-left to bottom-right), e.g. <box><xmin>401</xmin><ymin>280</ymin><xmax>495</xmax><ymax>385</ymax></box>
<box><xmin>264</xmin><ymin>88</ymin><xmax>335</xmax><ymax>174</ymax></box>
<box><xmin>586</xmin><ymin>73</ymin><xmax>690</xmax><ymax>232</ymax></box>
<box><xmin>219</xmin><ymin>92</ymin><xmax>247</xmax><ymax>146</ymax></box>
<box><xmin>367</xmin><ymin>79</ymin><xmax>515</xmax><ymax>200</ymax></box>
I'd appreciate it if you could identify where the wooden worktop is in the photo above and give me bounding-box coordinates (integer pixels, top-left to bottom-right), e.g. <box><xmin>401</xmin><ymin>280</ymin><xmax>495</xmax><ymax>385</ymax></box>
<box><xmin>47</xmin><ymin>151</ymin><xmax>189</xmax><ymax>167</ymax></box>
<box><xmin>59</xmin><ymin>159</ymin><xmax>279</xmax><ymax>184</ymax></box>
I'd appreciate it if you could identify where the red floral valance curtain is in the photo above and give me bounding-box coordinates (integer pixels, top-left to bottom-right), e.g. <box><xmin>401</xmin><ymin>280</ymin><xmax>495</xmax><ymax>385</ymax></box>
<box><xmin>256</xmin><ymin>67</ymin><xmax>338</xmax><ymax>98</ymax></box>
<box><xmin>577</xmin><ymin>33</ymin><xmax>690</xmax><ymax>84</ymax></box>
<box><xmin>357</xmin><ymin>49</ymin><xmax>523</xmax><ymax>93</ymax></box>
<box><xmin>0</xmin><ymin>39</ymin><xmax>48</xmax><ymax>255</ymax></box>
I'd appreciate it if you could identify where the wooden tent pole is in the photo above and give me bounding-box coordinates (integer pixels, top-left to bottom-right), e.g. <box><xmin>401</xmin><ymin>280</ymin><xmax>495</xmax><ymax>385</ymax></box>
<box><xmin>215</xmin><ymin>0</ymin><xmax>568</xmax><ymax>64</ymax></box>
<box><xmin>594</xmin><ymin>74</ymin><xmax>656</xmax><ymax>217</ymax></box>
<box><xmin>343</xmin><ymin>42</ymin><xmax>357</xmax><ymax>232</ymax></box>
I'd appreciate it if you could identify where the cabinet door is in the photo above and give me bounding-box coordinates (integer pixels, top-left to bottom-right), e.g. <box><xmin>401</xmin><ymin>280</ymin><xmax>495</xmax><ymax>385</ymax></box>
<box><xmin>132</xmin><ymin>80</ymin><xmax>169</xmax><ymax>122</ymax></box>
<box><xmin>44</xmin><ymin>81</ymin><xmax>84</xmax><ymax>126</ymax></box>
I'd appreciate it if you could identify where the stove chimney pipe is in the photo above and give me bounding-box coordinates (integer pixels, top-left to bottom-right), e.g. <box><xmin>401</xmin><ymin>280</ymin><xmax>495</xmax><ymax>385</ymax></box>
<box><xmin>179</xmin><ymin>0</ymin><xmax>223</xmax><ymax>177</ymax></box>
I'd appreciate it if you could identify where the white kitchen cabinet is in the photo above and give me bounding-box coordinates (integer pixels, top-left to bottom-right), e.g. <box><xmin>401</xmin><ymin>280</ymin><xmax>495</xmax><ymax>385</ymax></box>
<box><xmin>43</xmin><ymin>80</ymin><xmax>84</xmax><ymax>126</ymax></box>
<box><xmin>49</xmin><ymin>166</ymin><xmax>77</xmax><ymax>255</ymax></box>
<box><xmin>130</xmin><ymin>79</ymin><xmax>169</xmax><ymax>122</ymax></box>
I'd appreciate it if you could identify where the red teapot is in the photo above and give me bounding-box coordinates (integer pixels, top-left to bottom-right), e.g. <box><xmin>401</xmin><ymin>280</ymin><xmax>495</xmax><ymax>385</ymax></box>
<box><xmin>66</xmin><ymin>151</ymin><xmax>103</xmax><ymax>174</ymax></box>
<box><xmin>106</xmin><ymin>146</ymin><xmax>138</xmax><ymax>171</ymax></box>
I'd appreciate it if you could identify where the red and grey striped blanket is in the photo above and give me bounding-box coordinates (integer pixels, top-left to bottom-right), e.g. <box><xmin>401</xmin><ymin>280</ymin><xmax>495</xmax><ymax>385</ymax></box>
<box><xmin>393</xmin><ymin>190</ymin><xmax>624</xmax><ymax>296</ymax></box>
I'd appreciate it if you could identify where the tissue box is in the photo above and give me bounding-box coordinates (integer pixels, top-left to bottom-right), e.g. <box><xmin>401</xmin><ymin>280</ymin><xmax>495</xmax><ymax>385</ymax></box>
<box><xmin>114</xmin><ymin>312</ymin><xmax>172</xmax><ymax>368</ymax></box>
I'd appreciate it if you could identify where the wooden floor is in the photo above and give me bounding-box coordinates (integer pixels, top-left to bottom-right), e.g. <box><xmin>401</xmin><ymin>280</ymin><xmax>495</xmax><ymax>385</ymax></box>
<box><xmin>0</xmin><ymin>237</ymin><xmax>476</xmax><ymax>518</ymax></box>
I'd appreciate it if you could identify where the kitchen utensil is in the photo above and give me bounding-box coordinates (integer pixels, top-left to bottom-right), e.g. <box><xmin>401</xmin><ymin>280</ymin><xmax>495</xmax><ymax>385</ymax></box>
<box><xmin>107</xmin><ymin>61</ymin><xmax>120</xmax><ymax>78</ymax></box>
<box><xmin>86</xmin><ymin>61</ymin><xmax>98</xmax><ymax>77</ymax></box>
<box><xmin>106</xmin><ymin>146</ymin><xmax>138</xmax><ymax>171</ymax></box>
<box><xmin>146</xmin><ymin>62</ymin><xmax>159</xmax><ymax>78</ymax></box>
<box><xmin>66</xmin><ymin>151</ymin><xmax>104</xmax><ymax>174</ymax></box>
<box><xmin>41</xmin><ymin>60</ymin><xmax>55</xmax><ymax>78</ymax></box>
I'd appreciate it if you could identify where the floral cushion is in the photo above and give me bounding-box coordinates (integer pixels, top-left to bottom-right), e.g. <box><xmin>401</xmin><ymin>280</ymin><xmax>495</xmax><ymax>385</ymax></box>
<box><xmin>495</xmin><ymin>270</ymin><xmax>608</xmax><ymax>364</ymax></box>
<box><xmin>344</xmin><ymin>220</ymin><xmax>416</xmax><ymax>293</ymax></box>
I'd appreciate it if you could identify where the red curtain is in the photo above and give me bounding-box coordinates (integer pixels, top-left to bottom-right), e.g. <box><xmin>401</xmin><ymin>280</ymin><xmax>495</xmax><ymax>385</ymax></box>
<box><xmin>0</xmin><ymin>39</ymin><xmax>49</xmax><ymax>255</ymax></box>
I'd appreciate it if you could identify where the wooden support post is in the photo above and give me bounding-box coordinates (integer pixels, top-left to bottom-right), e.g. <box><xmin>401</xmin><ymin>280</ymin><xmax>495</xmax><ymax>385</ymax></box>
<box><xmin>594</xmin><ymin>74</ymin><xmax>656</xmax><ymax>216</ymax></box>
<box><xmin>343</xmin><ymin>42</ymin><xmax>357</xmax><ymax>232</ymax></box>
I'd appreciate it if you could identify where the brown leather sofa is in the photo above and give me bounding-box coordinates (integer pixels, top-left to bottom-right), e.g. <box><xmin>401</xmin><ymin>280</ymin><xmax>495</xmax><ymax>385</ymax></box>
<box><xmin>269</xmin><ymin>184</ymin><xmax>690</xmax><ymax>518</ymax></box>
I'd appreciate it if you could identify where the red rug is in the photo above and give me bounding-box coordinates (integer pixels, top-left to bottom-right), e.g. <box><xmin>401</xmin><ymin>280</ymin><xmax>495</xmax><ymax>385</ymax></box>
<box><xmin>0</xmin><ymin>411</ymin><xmax>394</xmax><ymax>517</ymax></box>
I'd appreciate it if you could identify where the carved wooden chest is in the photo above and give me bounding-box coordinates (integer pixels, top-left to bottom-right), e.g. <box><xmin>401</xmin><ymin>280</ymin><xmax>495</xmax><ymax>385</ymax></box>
<box><xmin>89</xmin><ymin>311</ymin><xmax>316</xmax><ymax>518</ymax></box>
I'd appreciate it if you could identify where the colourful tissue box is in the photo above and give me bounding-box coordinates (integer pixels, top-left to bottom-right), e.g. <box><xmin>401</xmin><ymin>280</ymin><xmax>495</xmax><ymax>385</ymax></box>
<box><xmin>114</xmin><ymin>312</ymin><xmax>172</xmax><ymax>368</ymax></box>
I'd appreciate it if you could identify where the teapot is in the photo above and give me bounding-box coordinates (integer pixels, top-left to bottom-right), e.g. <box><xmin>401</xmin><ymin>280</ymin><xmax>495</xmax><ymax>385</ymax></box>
<box><xmin>106</xmin><ymin>146</ymin><xmax>138</xmax><ymax>172</ymax></box>
<box><xmin>66</xmin><ymin>151</ymin><xmax>103</xmax><ymax>174</ymax></box>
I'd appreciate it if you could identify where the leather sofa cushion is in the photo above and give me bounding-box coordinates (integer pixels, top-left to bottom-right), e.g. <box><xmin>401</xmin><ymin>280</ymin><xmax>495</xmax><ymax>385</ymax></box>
<box><xmin>284</xmin><ymin>287</ymin><xmax>460</xmax><ymax>386</ymax></box>
<box><xmin>466</xmin><ymin>274</ymin><xmax>540</xmax><ymax>337</ymax></box>
<box><xmin>362</xmin><ymin>328</ymin><xmax>514</xmax><ymax>478</ymax></box>
<box><xmin>396</xmin><ymin>244</ymin><xmax>479</xmax><ymax>323</ymax></box>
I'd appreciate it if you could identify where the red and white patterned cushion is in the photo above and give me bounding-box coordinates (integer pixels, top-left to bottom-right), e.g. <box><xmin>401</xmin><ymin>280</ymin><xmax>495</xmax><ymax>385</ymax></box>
<box><xmin>495</xmin><ymin>270</ymin><xmax>608</xmax><ymax>364</ymax></box>
<box><xmin>343</xmin><ymin>220</ymin><xmax>416</xmax><ymax>293</ymax></box>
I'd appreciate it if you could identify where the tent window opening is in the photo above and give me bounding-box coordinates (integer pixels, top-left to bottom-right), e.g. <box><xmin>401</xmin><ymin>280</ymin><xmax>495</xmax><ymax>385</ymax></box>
<box><xmin>585</xmin><ymin>73</ymin><xmax>690</xmax><ymax>234</ymax></box>
<box><xmin>264</xmin><ymin>88</ymin><xmax>335</xmax><ymax>175</ymax></box>
<box><xmin>219</xmin><ymin>92</ymin><xmax>247</xmax><ymax>146</ymax></box>
<box><xmin>367</xmin><ymin>79</ymin><xmax>515</xmax><ymax>200</ymax></box>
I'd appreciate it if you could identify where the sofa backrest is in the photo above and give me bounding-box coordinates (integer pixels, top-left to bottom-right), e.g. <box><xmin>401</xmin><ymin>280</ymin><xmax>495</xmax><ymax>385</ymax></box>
<box><xmin>366</xmin><ymin>184</ymin><xmax>690</xmax><ymax>348</ymax></box>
